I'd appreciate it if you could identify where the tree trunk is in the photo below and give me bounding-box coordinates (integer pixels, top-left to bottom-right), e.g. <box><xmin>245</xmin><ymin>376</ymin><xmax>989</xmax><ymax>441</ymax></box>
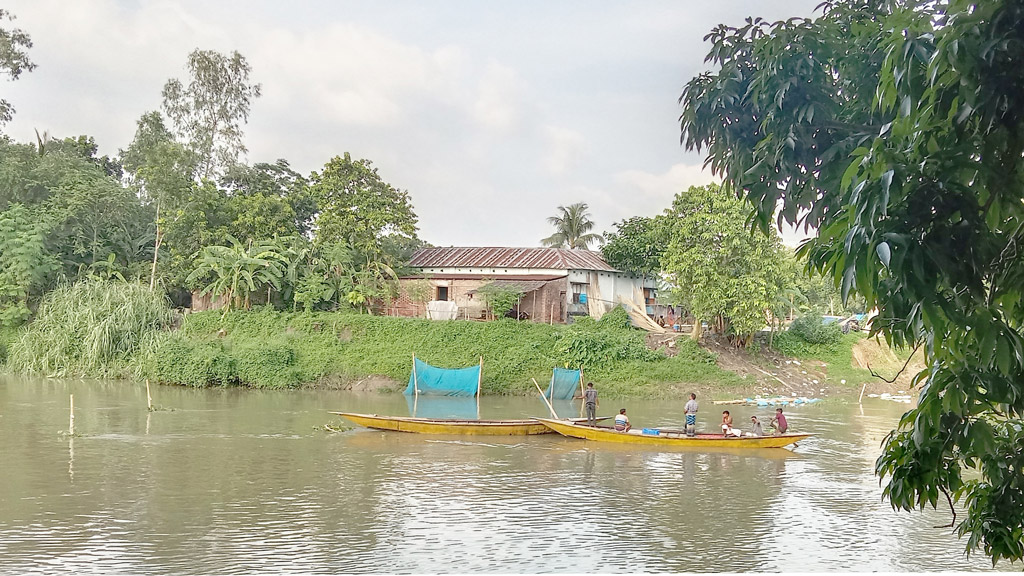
<box><xmin>690</xmin><ymin>319</ymin><xmax>702</xmax><ymax>341</ymax></box>
<box><xmin>149</xmin><ymin>198</ymin><xmax>162</xmax><ymax>290</ymax></box>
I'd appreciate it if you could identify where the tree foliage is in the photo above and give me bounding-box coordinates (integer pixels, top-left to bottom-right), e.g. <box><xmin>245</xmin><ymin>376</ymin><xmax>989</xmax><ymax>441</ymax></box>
<box><xmin>601</xmin><ymin>216</ymin><xmax>671</xmax><ymax>277</ymax></box>
<box><xmin>661</xmin><ymin>184</ymin><xmax>789</xmax><ymax>344</ymax></box>
<box><xmin>0</xmin><ymin>9</ymin><xmax>35</xmax><ymax>125</ymax></box>
<box><xmin>309</xmin><ymin>152</ymin><xmax>418</xmax><ymax>250</ymax></box>
<box><xmin>162</xmin><ymin>49</ymin><xmax>262</xmax><ymax>180</ymax></box>
<box><xmin>680</xmin><ymin>0</ymin><xmax>1024</xmax><ymax>564</ymax></box>
<box><xmin>541</xmin><ymin>202</ymin><xmax>603</xmax><ymax>250</ymax></box>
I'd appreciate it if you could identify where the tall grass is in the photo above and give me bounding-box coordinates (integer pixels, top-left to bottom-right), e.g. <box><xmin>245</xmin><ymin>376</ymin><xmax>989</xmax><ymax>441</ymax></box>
<box><xmin>7</xmin><ymin>280</ymin><xmax>173</xmax><ymax>377</ymax></box>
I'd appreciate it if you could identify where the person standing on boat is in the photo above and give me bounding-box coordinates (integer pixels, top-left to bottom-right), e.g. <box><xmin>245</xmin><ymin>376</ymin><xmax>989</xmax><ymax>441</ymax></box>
<box><xmin>574</xmin><ymin>382</ymin><xmax>599</xmax><ymax>426</ymax></box>
<box><xmin>684</xmin><ymin>392</ymin><xmax>698</xmax><ymax>436</ymax></box>
<box><xmin>614</xmin><ymin>408</ymin><xmax>631</xmax><ymax>432</ymax></box>
<box><xmin>770</xmin><ymin>408</ymin><xmax>788</xmax><ymax>435</ymax></box>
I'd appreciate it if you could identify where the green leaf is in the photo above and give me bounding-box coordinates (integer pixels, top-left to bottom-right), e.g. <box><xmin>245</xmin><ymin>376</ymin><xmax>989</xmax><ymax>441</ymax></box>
<box><xmin>876</xmin><ymin>242</ymin><xmax>892</xmax><ymax>269</ymax></box>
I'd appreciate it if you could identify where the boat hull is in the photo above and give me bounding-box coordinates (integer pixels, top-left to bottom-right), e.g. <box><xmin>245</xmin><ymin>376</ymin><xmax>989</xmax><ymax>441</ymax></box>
<box><xmin>534</xmin><ymin>418</ymin><xmax>811</xmax><ymax>448</ymax></box>
<box><xmin>334</xmin><ymin>412</ymin><xmax>554</xmax><ymax>435</ymax></box>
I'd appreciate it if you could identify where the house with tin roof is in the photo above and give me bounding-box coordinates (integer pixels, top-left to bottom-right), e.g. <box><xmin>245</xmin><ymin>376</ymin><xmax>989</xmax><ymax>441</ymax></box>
<box><xmin>388</xmin><ymin>247</ymin><xmax>656</xmax><ymax>323</ymax></box>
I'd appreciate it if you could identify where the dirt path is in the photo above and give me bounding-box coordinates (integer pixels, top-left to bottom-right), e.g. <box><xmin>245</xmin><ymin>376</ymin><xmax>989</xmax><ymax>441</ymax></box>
<box><xmin>647</xmin><ymin>331</ymin><xmax>924</xmax><ymax>399</ymax></box>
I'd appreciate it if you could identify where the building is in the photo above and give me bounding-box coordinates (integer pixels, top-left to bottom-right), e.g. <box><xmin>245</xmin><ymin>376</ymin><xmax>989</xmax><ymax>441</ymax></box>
<box><xmin>388</xmin><ymin>247</ymin><xmax>657</xmax><ymax>323</ymax></box>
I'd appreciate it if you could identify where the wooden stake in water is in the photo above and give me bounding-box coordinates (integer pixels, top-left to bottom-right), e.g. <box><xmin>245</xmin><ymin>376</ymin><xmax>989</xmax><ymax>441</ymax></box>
<box><xmin>69</xmin><ymin>394</ymin><xmax>75</xmax><ymax>435</ymax></box>
<box><xmin>146</xmin><ymin>379</ymin><xmax>154</xmax><ymax>411</ymax></box>
<box><xmin>859</xmin><ymin>382</ymin><xmax>867</xmax><ymax>404</ymax></box>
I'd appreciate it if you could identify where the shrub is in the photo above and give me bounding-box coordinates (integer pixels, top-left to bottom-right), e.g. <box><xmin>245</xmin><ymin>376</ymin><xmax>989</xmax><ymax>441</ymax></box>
<box><xmin>555</xmin><ymin>311</ymin><xmax>663</xmax><ymax>368</ymax></box>
<box><xmin>786</xmin><ymin>314</ymin><xmax>842</xmax><ymax>345</ymax></box>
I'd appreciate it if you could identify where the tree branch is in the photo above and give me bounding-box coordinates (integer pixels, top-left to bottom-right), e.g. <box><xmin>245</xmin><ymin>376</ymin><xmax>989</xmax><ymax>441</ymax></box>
<box><xmin>867</xmin><ymin>341</ymin><xmax>922</xmax><ymax>384</ymax></box>
<box><xmin>933</xmin><ymin>486</ymin><xmax>956</xmax><ymax>530</ymax></box>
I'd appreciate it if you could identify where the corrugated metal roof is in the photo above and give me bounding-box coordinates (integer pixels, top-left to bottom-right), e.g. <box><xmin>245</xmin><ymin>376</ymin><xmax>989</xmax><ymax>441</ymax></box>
<box><xmin>466</xmin><ymin>279</ymin><xmax>553</xmax><ymax>295</ymax></box>
<box><xmin>409</xmin><ymin>247</ymin><xmax>619</xmax><ymax>272</ymax></box>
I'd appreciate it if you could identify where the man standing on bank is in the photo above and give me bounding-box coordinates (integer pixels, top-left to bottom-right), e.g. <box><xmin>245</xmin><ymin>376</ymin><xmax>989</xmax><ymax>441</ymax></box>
<box><xmin>684</xmin><ymin>392</ymin><xmax>699</xmax><ymax>436</ymax></box>
<box><xmin>574</xmin><ymin>382</ymin><xmax>599</xmax><ymax>427</ymax></box>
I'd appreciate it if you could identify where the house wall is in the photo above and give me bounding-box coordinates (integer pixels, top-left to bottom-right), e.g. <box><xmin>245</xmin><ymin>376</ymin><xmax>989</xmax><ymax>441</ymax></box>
<box><xmin>391</xmin><ymin>277</ymin><xmax>570</xmax><ymax>323</ymax></box>
<box><xmin>392</xmin><ymin>267</ymin><xmax>654</xmax><ymax>324</ymax></box>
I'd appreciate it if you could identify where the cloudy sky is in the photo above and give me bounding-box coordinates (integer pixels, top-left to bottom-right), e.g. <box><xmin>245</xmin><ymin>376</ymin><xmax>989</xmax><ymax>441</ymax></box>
<box><xmin>4</xmin><ymin>0</ymin><xmax>820</xmax><ymax>247</ymax></box>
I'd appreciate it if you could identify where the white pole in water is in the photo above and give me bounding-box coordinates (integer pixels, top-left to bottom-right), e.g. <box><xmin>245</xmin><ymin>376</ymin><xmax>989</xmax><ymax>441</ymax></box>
<box><xmin>146</xmin><ymin>379</ymin><xmax>154</xmax><ymax>411</ymax></box>
<box><xmin>412</xmin><ymin>353</ymin><xmax>420</xmax><ymax>417</ymax></box>
<box><xmin>477</xmin><ymin>356</ymin><xmax>483</xmax><ymax>419</ymax></box>
<box><xmin>69</xmin><ymin>394</ymin><xmax>75</xmax><ymax>435</ymax></box>
<box><xmin>412</xmin><ymin>353</ymin><xmax>420</xmax><ymax>396</ymax></box>
<box><xmin>578</xmin><ymin>366</ymin><xmax>586</xmax><ymax>418</ymax></box>
<box><xmin>859</xmin><ymin>382</ymin><xmax>867</xmax><ymax>404</ymax></box>
<box><xmin>533</xmin><ymin>378</ymin><xmax>558</xmax><ymax>418</ymax></box>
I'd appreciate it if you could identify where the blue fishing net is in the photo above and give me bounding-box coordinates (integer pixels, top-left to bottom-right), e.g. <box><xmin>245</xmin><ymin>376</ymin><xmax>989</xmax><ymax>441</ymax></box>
<box><xmin>405</xmin><ymin>395</ymin><xmax>479</xmax><ymax>419</ymax></box>
<box><xmin>403</xmin><ymin>357</ymin><xmax>481</xmax><ymax>397</ymax></box>
<box><xmin>543</xmin><ymin>368</ymin><xmax>582</xmax><ymax>400</ymax></box>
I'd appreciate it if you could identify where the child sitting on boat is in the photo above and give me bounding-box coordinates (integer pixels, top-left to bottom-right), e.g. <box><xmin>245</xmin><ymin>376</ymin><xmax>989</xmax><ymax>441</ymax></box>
<box><xmin>770</xmin><ymin>408</ymin><xmax>788</xmax><ymax>435</ymax></box>
<box><xmin>614</xmin><ymin>408</ymin><xmax>631</xmax><ymax>432</ymax></box>
<box><xmin>721</xmin><ymin>410</ymin><xmax>742</xmax><ymax>437</ymax></box>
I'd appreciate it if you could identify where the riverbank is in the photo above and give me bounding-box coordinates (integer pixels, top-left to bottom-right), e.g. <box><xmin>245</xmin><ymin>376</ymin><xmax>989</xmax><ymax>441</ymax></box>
<box><xmin>2</xmin><ymin>300</ymin><xmax>919</xmax><ymax>399</ymax></box>
<box><xmin>137</xmin><ymin>307</ymin><xmax>745</xmax><ymax>397</ymax></box>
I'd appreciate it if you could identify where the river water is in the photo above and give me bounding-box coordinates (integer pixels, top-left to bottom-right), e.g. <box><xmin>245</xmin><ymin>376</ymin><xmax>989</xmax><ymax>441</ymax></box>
<box><xmin>0</xmin><ymin>376</ymin><xmax>1004</xmax><ymax>573</ymax></box>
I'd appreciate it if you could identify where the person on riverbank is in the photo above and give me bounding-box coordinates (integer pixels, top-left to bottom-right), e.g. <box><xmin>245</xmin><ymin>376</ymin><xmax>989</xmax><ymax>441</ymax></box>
<box><xmin>614</xmin><ymin>408</ymin><xmax>631</xmax><ymax>432</ymax></box>
<box><xmin>721</xmin><ymin>410</ymin><xmax>734</xmax><ymax>435</ymax></box>
<box><xmin>574</xmin><ymin>382</ymin><xmax>599</xmax><ymax>426</ymax></box>
<box><xmin>684</xmin><ymin>392</ymin><xmax>698</xmax><ymax>436</ymax></box>
<box><xmin>770</xmin><ymin>408</ymin><xmax>788</xmax><ymax>435</ymax></box>
<box><xmin>748</xmin><ymin>416</ymin><xmax>764</xmax><ymax>437</ymax></box>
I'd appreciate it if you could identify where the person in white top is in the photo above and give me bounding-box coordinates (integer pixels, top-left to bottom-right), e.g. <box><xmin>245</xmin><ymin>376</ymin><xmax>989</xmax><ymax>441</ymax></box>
<box><xmin>614</xmin><ymin>408</ymin><xmax>631</xmax><ymax>432</ymax></box>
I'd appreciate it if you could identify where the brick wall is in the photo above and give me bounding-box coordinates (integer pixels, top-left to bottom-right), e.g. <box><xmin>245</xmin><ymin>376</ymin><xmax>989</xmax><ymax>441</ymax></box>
<box><xmin>390</xmin><ymin>277</ymin><xmax>570</xmax><ymax>323</ymax></box>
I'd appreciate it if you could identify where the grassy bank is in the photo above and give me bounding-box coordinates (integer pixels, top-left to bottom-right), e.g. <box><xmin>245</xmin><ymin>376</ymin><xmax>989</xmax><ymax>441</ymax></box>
<box><xmin>139</xmin><ymin>307</ymin><xmax>743</xmax><ymax>397</ymax></box>
<box><xmin>1</xmin><ymin>280</ymin><xmax>890</xmax><ymax>399</ymax></box>
<box><xmin>0</xmin><ymin>325</ymin><xmax>20</xmax><ymax>365</ymax></box>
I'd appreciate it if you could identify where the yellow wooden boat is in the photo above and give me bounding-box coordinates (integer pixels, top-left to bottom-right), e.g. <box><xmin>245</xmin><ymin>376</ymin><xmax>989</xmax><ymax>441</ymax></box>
<box><xmin>534</xmin><ymin>418</ymin><xmax>811</xmax><ymax>448</ymax></box>
<box><xmin>334</xmin><ymin>412</ymin><xmax>576</xmax><ymax>436</ymax></box>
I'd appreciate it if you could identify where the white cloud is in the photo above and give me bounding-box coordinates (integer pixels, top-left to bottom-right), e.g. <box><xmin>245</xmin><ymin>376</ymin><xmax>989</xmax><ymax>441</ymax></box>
<box><xmin>471</xmin><ymin>60</ymin><xmax>525</xmax><ymax>131</ymax></box>
<box><xmin>542</xmin><ymin>125</ymin><xmax>588</xmax><ymax>175</ymax></box>
<box><xmin>612</xmin><ymin>162</ymin><xmax>717</xmax><ymax>215</ymax></box>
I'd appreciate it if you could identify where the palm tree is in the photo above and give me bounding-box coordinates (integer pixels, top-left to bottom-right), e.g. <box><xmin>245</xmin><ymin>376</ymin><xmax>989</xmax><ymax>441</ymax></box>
<box><xmin>540</xmin><ymin>202</ymin><xmax>603</xmax><ymax>250</ymax></box>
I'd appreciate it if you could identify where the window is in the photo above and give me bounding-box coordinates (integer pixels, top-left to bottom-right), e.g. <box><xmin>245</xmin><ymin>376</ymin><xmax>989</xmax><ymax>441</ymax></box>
<box><xmin>437</xmin><ymin>286</ymin><xmax>449</xmax><ymax>301</ymax></box>
<box><xmin>571</xmin><ymin>282</ymin><xmax>588</xmax><ymax>304</ymax></box>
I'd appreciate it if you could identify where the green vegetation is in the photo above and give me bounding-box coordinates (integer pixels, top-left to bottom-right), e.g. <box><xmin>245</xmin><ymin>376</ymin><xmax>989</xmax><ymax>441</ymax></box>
<box><xmin>6</xmin><ymin>280</ymin><xmax>172</xmax><ymax>377</ymax></box>
<box><xmin>0</xmin><ymin>324</ymin><xmax>19</xmax><ymax>364</ymax></box>
<box><xmin>680</xmin><ymin>0</ymin><xmax>1024</xmax><ymax>562</ymax></box>
<box><xmin>137</xmin><ymin>306</ymin><xmax>736</xmax><ymax>396</ymax></box>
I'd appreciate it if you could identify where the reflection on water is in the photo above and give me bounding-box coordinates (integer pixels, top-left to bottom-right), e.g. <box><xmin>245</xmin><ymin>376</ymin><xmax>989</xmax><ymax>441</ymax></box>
<box><xmin>0</xmin><ymin>376</ymin><xmax>1002</xmax><ymax>573</ymax></box>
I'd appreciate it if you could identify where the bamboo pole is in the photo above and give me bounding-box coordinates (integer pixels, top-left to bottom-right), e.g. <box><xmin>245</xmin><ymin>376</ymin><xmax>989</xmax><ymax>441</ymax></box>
<box><xmin>146</xmin><ymin>379</ymin><xmax>154</xmax><ymax>411</ymax></box>
<box><xmin>578</xmin><ymin>366</ymin><xmax>586</xmax><ymax>418</ymax></box>
<box><xmin>69</xmin><ymin>394</ymin><xmax>75</xmax><ymax>436</ymax></box>
<box><xmin>412</xmin><ymin>353</ymin><xmax>420</xmax><ymax>396</ymax></box>
<box><xmin>859</xmin><ymin>382</ymin><xmax>867</xmax><ymax>404</ymax></box>
<box><xmin>533</xmin><ymin>378</ymin><xmax>558</xmax><ymax>418</ymax></box>
<box><xmin>477</xmin><ymin>356</ymin><xmax>483</xmax><ymax>419</ymax></box>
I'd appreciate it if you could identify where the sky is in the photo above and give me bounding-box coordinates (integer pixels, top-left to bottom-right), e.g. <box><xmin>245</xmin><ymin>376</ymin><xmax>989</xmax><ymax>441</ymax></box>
<box><xmin>3</xmin><ymin>0</ymin><xmax>821</xmax><ymax>248</ymax></box>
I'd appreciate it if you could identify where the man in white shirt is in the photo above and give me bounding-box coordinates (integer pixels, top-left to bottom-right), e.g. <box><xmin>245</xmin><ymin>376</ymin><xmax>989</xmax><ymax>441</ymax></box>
<box><xmin>614</xmin><ymin>408</ymin><xmax>631</xmax><ymax>432</ymax></box>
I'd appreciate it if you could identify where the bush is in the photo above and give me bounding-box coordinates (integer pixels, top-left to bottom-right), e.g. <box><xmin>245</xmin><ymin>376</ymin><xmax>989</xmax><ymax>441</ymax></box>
<box><xmin>7</xmin><ymin>280</ymin><xmax>172</xmax><ymax>377</ymax></box>
<box><xmin>150</xmin><ymin>334</ymin><xmax>306</xmax><ymax>388</ymax></box>
<box><xmin>555</xmin><ymin>310</ymin><xmax>663</xmax><ymax>368</ymax></box>
<box><xmin>786</xmin><ymin>314</ymin><xmax>842</xmax><ymax>345</ymax></box>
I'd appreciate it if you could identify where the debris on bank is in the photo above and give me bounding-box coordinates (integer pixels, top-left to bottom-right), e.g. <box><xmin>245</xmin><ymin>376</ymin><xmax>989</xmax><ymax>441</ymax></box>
<box><xmin>866</xmin><ymin>392</ymin><xmax>913</xmax><ymax>404</ymax></box>
<box><xmin>714</xmin><ymin>395</ymin><xmax>822</xmax><ymax>407</ymax></box>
